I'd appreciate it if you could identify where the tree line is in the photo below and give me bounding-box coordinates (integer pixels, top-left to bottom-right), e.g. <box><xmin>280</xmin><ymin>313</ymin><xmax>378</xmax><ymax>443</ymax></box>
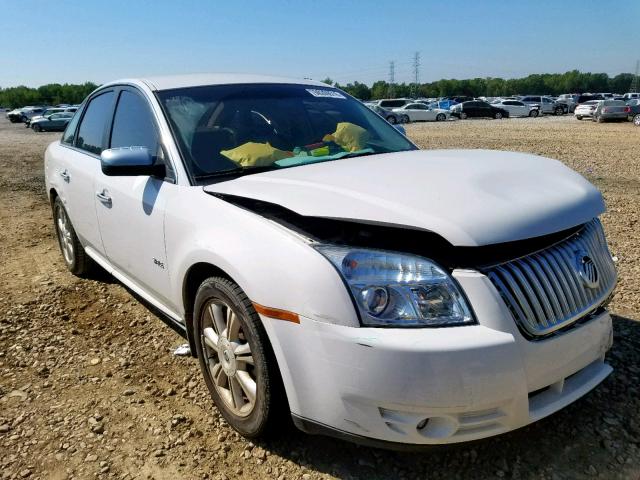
<box><xmin>0</xmin><ymin>82</ymin><xmax>99</xmax><ymax>108</ymax></box>
<box><xmin>0</xmin><ymin>70</ymin><xmax>635</xmax><ymax>107</ymax></box>
<box><xmin>322</xmin><ymin>70</ymin><xmax>636</xmax><ymax>100</ymax></box>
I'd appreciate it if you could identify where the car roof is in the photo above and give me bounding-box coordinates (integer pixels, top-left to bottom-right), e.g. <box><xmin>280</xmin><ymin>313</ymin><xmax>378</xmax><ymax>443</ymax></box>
<box><xmin>104</xmin><ymin>73</ymin><xmax>328</xmax><ymax>91</ymax></box>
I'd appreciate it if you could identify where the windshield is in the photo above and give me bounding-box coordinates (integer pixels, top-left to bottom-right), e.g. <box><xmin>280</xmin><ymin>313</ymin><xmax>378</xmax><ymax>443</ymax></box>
<box><xmin>156</xmin><ymin>83</ymin><xmax>416</xmax><ymax>181</ymax></box>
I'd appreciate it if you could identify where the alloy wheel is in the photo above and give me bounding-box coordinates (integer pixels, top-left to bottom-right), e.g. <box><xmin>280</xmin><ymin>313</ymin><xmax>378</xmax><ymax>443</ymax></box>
<box><xmin>200</xmin><ymin>300</ymin><xmax>256</xmax><ymax>417</ymax></box>
<box><xmin>55</xmin><ymin>205</ymin><xmax>75</xmax><ymax>265</ymax></box>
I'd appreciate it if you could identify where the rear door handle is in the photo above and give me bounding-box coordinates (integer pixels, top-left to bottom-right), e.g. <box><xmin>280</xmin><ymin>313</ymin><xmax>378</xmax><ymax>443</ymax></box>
<box><xmin>96</xmin><ymin>190</ymin><xmax>112</xmax><ymax>205</ymax></box>
<box><xmin>59</xmin><ymin>169</ymin><xmax>70</xmax><ymax>182</ymax></box>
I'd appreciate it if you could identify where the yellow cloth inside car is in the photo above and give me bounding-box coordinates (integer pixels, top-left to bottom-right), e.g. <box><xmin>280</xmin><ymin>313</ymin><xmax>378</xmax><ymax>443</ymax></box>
<box><xmin>323</xmin><ymin>122</ymin><xmax>370</xmax><ymax>152</ymax></box>
<box><xmin>221</xmin><ymin>142</ymin><xmax>293</xmax><ymax>167</ymax></box>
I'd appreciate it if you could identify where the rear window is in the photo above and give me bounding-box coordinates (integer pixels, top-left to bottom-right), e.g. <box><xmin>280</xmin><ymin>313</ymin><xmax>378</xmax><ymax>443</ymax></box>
<box><xmin>603</xmin><ymin>100</ymin><xmax>625</xmax><ymax>106</ymax></box>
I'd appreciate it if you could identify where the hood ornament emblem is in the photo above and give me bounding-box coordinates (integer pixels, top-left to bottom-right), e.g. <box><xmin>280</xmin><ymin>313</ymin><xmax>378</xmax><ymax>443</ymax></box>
<box><xmin>575</xmin><ymin>250</ymin><xmax>599</xmax><ymax>289</ymax></box>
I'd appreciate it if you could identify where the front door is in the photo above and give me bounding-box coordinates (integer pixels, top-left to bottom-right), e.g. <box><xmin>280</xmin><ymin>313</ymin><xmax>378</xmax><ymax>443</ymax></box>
<box><xmin>93</xmin><ymin>88</ymin><xmax>173</xmax><ymax>303</ymax></box>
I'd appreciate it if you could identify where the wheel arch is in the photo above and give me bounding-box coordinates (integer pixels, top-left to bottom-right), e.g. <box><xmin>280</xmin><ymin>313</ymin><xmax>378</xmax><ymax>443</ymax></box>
<box><xmin>182</xmin><ymin>262</ymin><xmax>234</xmax><ymax>357</ymax></box>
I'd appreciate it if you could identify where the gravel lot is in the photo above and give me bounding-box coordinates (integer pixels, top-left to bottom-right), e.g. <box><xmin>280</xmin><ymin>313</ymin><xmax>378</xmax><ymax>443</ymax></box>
<box><xmin>1</xmin><ymin>115</ymin><xmax>639</xmax><ymax>480</ymax></box>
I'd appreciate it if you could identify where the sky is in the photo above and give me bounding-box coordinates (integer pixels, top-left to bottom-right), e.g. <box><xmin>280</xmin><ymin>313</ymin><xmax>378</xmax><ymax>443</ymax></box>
<box><xmin>1</xmin><ymin>0</ymin><xmax>638</xmax><ymax>88</ymax></box>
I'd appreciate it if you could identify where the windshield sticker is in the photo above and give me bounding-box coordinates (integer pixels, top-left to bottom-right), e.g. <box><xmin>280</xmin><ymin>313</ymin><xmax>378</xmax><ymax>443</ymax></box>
<box><xmin>306</xmin><ymin>89</ymin><xmax>346</xmax><ymax>99</ymax></box>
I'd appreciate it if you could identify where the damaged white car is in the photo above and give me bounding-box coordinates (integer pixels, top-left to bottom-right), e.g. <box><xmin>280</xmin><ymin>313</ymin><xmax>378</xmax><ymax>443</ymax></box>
<box><xmin>44</xmin><ymin>74</ymin><xmax>617</xmax><ymax>448</ymax></box>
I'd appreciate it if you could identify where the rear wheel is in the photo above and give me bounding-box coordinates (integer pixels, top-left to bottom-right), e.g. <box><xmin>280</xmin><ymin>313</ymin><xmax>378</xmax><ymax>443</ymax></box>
<box><xmin>436</xmin><ymin>113</ymin><xmax>446</xmax><ymax>122</ymax></box>
<box><xmin>460</xmin><ymin>112</ymin><xmax>468</xmax><ymax>119</ymax></box>
<box><xmin>529</xmin><ymin>109</ymin><xmax>539</xmax><ymax>118</ymax></box>
<box><xmin>576</xmin><ymin>115</ymin><xmax>583</xmax><ymax>120</ymax></box>
<box><xmin>32</xmin><ymin>124</ymin><xmax>42</xmax><ymax>132</ymax></box>
<box><xmin>386</xmin><ymin>115</ymin><xmax>396</xmax><ymax>124</ymax></box>
<box><xmin>401</xmin><ymin>115</ymin><xmax>410</xmax><ymax>123</ymax></box>
<box><xmin>53</xmin><ymin>197</ymin><xmax>92</xmax><ymax>275</ymax></box>
<box><xmin>597</xmin><ymin>115</ymin><xmax>605</xmax><ymax>123</ymax></box>
<box><xmin>194</xmin><ymin>277</ymin><xmax>285</xmax><ymax>438</ymax></box>
<box><xmin>634</xmin><ymin>114</ymin><xmax>640</xmax><ymax>126</ymax></box>
<box><xmin>494</xmin><ymin>112</ymin><xmax>503</xmax><ymax>119</ymax></box>
<box><xmin>554</xmin><ymin>106</ymin><xmax>564</xmax><ymax>116</ymax></box>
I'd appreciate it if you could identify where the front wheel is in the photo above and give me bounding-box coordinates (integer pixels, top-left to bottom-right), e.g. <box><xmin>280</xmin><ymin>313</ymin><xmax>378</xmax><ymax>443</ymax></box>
<box><xmin>436</xmin><ymin>113</ymin><xmax>446</xmax><ymax>122</ymax></box>
<box><xmin>194</xmin><ymin>277</ymin><xmax>285</xmax><ymax>438</ymax></box>
<box><xmin>32</xmin><ymin>124</ymin><xmax>42</xmax><ymax>132</ymax></box>
<box><xmin>576</xmin><ymin>115</ymin><xmax>583</xmax><ymax>120</ymax></box>
<box><xmin>401</xmin><ymin>115</ymin><xmax>410</xmax><ymax>123</ymax></box>
<box><xmin>460</xmin><ymin>112</ymin><xmax>468</xmax><ymax>119</ymax></box>
<box><xmin>554</xmin><ymin>107</ymin><xmax>564</xmax><ymax>116</ymax></box>
<box><xmin>386</xmin><ymin>115</ymin><xmax>396</xmax><ymax>124</ymax></box>
<box><xmin>634</xmin><ymin>114</ymin><xmax>640</xmax><ymax>126</ymax></box>
<box><xmin>494</xmin><ymin>112</ymin><xmax>503</xmax><ymax>119</ymax></box>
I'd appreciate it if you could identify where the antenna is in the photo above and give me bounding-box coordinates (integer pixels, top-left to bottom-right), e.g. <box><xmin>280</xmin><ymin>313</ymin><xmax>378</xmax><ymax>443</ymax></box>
<box><xmin>630</xmin><ymin>60</ymin><xmax>640</xmax><ymax>93</ymax></box>
<box><xmin>410</xmin><ymin>52</ymin><xmax>420</xmax><ymax>98</ymax></box>
<box><xmin>387</xmin><ymin>61</ymin><xmax>395</xmax><ymax>98</ymax></box>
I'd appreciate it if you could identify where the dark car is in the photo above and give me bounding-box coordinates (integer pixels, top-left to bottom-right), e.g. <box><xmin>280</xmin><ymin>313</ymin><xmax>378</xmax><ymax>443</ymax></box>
<box><xmin>30</xmin><ymin>112</ymin><xmax>75</xmax><ymax>132</ymax></box>
<box><xmin>576</xmin><ymin>94</ymin><xmax>604</xmax><ymax>105</ymax></box>
<box><xmin>368</xmin><ymin>105</ymin><xmax>408</xmax><ymax>124</ymax></box>
<box><xmin>450</xmin><ymin>101</ymin><xmax>509</xmax><ymax>119</ymax></box>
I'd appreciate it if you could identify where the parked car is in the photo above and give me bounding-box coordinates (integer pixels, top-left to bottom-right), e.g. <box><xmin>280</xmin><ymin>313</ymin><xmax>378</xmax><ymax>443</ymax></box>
<box><xmin>450</xmin><ymin>101</ymin><xmax>509</xmax><ymax>119</ymax></box>
<box><xmin>592</xmin><ymin>100</ymin><xmax>631</xmax><ymax>123</ymax></box>
<box><xmin>31</xmin><ymin>112</ymin><xmax>75</xmax><ymax>132</ymax></box>
<box><xmin>368</xmin><ymin>105</ymin><xmax>408</xmax><ymax>124</ymax></box>
<box><xmin>626</xmin><ymin>99</ymin><xmax>640</xmax><ymax>121</ymax></box>
<box><xmin>26</xmin><ymin>106</ymin><xmax>79</xmax><ymax>127</ymax></box>
<box><xmin>557</xmin><ymin>94</ymin><xmax>579</xmax><ymax>112</ymax></box>
<box><xmin>392</xmin><ymin>103</ymin><xmax>449</xmax><ymax>122</ymax></box>
<box><xmin>6</xmin><ymin>106</ymin><xmax>43</xmax><ymax>123</ymax></box>
<box><xmin>576</xmin><ymin>94</ymin><xmax>604</xmax><ymax>105</ymax></box>
<box><xmin>373</xmin><ymin>98</ymin><xmax>413</xmax><ymax>109</ymax></box>
<box><xmin>574</xmin><ymin>100</ymin><xmax>600</xmax><ymax>120</ymax></box>
<box><xmin>491</xmin><ymin>99</ymin><xmax>539</xmax><ymax>117</ymax></box>
<box><xmin>45</xmin><ymin>74</ymin><xmax>616</xmax><ymax>448</ymax></box>
<box><xmin>622</xmin><ymin>93</ymin><xmax>640</xmax><ymax>101</ymax></box>
<box><xmin>518</xmin><ymin>96</ymin><xmax>566</xmax><ymax>115</ymax></box>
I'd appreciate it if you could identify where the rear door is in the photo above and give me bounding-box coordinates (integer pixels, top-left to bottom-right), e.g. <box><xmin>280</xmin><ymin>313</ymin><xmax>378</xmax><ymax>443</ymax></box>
<box><xmin>55</xmin><ymin>90</ymin><xmax>116</xmax><ymax>251</ymax></box>
<box><xmin>93</xmin><ymin>87</ymin><xmax>176</xmax><ymax>303</ymax></box>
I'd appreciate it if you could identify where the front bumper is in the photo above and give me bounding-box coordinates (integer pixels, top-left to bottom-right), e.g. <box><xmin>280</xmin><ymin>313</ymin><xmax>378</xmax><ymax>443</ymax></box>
<box><xmin>262</xmin><ymin>271</ymin><xmax>613</xmax><ymax>446</ymax></box>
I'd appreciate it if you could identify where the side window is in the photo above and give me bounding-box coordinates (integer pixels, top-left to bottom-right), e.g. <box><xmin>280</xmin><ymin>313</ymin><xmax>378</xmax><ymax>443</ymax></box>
<box><xmin>61</xmin><ymin>110</ymin><xmax>82</xmax><ymax>145</ymax></box>
<box><xmin>110</xmin><ymin>90</ymin><xmax>159</xmax><ymax>152</ymax></box>
<box><xmin>76</xmin><ymin>92</ymin><xmax>115</xmax><ymax>154</ymax></box>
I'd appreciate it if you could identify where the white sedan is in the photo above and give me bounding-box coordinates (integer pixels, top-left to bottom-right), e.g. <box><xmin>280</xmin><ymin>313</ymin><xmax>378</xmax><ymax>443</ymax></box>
<box><xmin>491</xmin><ymin>99</ymin><xmax>539</xmax><ymax>117</ymax></box>
<box><xmin>44</xmin><ymin>74</ymin><xmax>616</xmax><ymax>448</ymax></box>
<box><xmin>392</xmin><ymin>103</ymin><xmax>449</xmax><ymax>122</ymax></box>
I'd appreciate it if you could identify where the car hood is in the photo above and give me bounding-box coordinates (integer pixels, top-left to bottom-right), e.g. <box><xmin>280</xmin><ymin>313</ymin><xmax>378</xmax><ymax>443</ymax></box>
<box><xmin>204</xmin><ymin>149</ymin><xmax>604</xmax><ymax>247</ymax></box>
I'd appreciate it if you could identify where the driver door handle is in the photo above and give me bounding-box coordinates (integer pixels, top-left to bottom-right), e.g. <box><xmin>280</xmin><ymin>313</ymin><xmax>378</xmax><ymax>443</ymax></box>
<box><xmin>96</xmin><ymin>190</ymin><xmax>112</xmax><ymax>205</ymax></box>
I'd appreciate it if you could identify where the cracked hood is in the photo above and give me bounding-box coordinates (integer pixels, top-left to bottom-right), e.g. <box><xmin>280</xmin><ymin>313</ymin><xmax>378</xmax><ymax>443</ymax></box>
<box><xmin>204</xmin><ymin>149</ymin><xmax>605</xmax><ymax>247</ymax></box>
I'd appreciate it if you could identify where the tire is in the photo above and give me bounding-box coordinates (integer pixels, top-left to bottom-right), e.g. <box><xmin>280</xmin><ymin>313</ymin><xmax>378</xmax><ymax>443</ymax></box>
<box><xmin>494</xmin><ymin>112</ymin><xmax>503</xmax><ymax>119</ymax></box>
<box><xmin>386</xmin><ymin>115</ymin><xmax>396</xmax><ymax>124</ymax></box>
<box><xmin>576</xmin><ymin>115</ymin><xmax>583</xmax><ymax>120</ymax></box>
<box><xmin>597</xmin><ymin>115</ymin><xmax>605</xmax><ymax>123</ymax></box>
<box><xmin>460</xmin><ymin>112</ymin><xmax>468</xmax><ymax>119</ymax></box>
<box><xmin>634</xmin><ymin>114</ymin><xmax>640</xmax><ymax>126</ymax></box>
<box><xmin>194</xmin><ymin>277</ymin><xmax>285</xmax><ymax>438</ymax></box>
<box><xmin>436</xmin><ymin>113</ymin><xmax>446</xmax><ymax>122</ymax></box>
<box><xmin>554</xmin><ymin>107</ymin><xmax>564</xmax><ymax>116</ymax></box>
<box><xmin>401</xmin><ymin>115</ymin><xmax>409</xmax><ymax>124</ymax></box>
<box><xmin>529</xmin><ymin>109</ymin><xmax>539</xmax><ymax>118</ymax></box>
<box><xmin>53</xmin><ymin>197</ymin><xmax>92</xmax><ymax>275</ymax></box>
<box><xmin>32</xmin><ymin>124</ymin><xmax>42</xmax><ymax>132</ymax></box>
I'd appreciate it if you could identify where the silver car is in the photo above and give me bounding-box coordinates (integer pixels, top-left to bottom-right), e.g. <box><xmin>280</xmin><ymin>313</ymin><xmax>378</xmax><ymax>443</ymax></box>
<box><xmin>592</xmin><ymin>100</ymin><xmax>631</xmax><ymax>123</ymax></box>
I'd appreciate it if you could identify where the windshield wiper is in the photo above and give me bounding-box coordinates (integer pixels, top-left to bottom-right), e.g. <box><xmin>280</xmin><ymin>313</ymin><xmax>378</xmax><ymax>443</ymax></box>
<box><xmin>196</xmin><ymin>165</ymin><xmax>276</xmax><ymax>181</ymax></box>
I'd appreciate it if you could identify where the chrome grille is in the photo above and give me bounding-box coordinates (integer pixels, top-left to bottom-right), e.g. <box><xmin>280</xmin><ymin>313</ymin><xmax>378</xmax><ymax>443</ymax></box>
<box><xmin>483</xmin><ymin>219</ymin><xmax>616</xmax><ymax>337</ymax></box>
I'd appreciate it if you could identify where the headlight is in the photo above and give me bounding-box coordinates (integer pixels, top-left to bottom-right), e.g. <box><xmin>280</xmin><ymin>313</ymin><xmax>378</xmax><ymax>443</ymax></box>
<box><xmin>315</xmin><ymin>245</ymin><xmax>475</xmax><ymax>327</ymax></box>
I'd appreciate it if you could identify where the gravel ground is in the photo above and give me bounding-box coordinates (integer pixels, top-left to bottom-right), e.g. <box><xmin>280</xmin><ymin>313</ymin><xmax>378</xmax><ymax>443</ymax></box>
<box><xmin>1</xmin><ymin>115</ymin><xmax>639</xmax><ymax>480</ymax></box>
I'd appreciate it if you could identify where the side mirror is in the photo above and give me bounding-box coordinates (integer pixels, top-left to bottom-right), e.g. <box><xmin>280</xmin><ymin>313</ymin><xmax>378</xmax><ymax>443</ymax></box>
<box><xmin>100</xmin><ymin>147</ymin><xmax>165</xmax><ymax>177</ymax></box>
<box><xmin>394</xmin><ymin>124</ymin><xmax>407</xmax><ymax>136</ymax></box>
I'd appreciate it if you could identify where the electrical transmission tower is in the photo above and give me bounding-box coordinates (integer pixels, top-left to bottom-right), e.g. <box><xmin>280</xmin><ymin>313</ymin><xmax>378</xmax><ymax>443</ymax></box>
<box><xmin>410</xmin><ymin>52</ymin><xmax>420</xmax><ymax>98</ymax></box>
<box><xmin>630</xmin><ymin>60</ymin><xmax>640</xmax><ymax>93</ymax></box>
<box><xmin>387</xmin><ymin>61</ymin><xmax>395</xmax><ymax>98</ymax></box>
